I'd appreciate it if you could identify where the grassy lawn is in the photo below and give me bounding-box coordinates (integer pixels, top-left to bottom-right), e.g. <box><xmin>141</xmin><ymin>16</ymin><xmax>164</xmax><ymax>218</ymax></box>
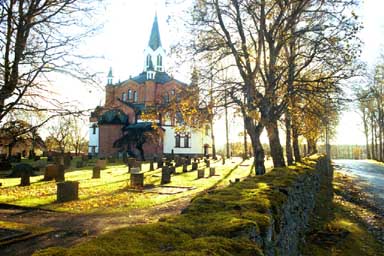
<box><xmin>0</xmin><ymin>158</ymin><xmax>253</xmax><ymax>214</ymax></box>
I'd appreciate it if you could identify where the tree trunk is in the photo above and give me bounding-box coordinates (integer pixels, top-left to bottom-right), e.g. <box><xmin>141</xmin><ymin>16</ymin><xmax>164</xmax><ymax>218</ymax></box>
<box><xmin>210</xmin><ymin>119</ymin><xmax>217</xmax><ymax>160</ymax></box>
<box><xmin>363</xmin><ymin>109</ymin><xmax>371</xmax><ymax>159</ymax></box>
<box><xmin>292</xmin><ymin>123</ymin><xmax>301</xmax><ymax>162</ymax></box>
<box><xmin>243</xmin><ymin>117</ymin><xmax>265</xmax><ymax>175</ymax></box>
<box><xmin>243</xmin><ymin>126</ymin><xmax>248</xmax><ymax>160</ymax></box>
<box><xmin>285</xmin><ymin>111</ymin><xmax>294</xmax><ymax>165</ymax></box>
<box><xmin>371</xmin><ymin>115</ymin><xmax>376</xmax><ymax>160</ymax></box>
<box><xmin>307</xmin><ymin>138</ymin><xmax>318</xmax><ymax>155</ymax></box>
<box><xmin>266</xmin><ymin>121</ymin><xmax>286</xmax><ymax>167</ymax></box>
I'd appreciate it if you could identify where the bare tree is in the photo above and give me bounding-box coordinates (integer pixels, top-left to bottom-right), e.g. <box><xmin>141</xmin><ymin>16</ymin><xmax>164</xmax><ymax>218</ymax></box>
<box><xmin>183</xmin><ymin>0</ymin><xmax>360</xmax><ymax>174</ymax></box>
<box><xmin>0</xmin><ymin>0</ymin><xmax>102</xmax><ymax>124</ymax></box>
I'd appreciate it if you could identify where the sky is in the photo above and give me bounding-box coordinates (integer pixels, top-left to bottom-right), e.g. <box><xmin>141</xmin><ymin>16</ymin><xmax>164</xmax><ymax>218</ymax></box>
<box><xmin>52</xmin><ymin>0</ymin><xmax>384</xmax><ymax>146</ymax></box>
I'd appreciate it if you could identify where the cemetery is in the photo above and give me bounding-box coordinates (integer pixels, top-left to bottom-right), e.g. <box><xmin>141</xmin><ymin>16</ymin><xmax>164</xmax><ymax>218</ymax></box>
<box><xmin>0</xmin><ymin>156</ymin><xmax>253</xmax><ymax>214</ymax></box>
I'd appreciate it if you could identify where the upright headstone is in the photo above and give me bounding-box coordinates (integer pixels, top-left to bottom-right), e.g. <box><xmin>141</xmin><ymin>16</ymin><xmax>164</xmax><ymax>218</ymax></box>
<box><xmin>157</xmin><ymin>159</ymin><xmax>164</xmax><ymax>168</ymax></box>
<box><xmin>186</xmin><ymin>156</ymin><xmax>191</xmax><ymax>165</ymax></box>
<box><xmin>192</xmin><ymin>162</ymin><xmax>198</xmax><ymax>171</ymax></box>
<box><xmin>222</xmin><ymin>157</ymin><xmax>225</xmax><ymax>165</ymax></box>
<box><xmin>197</xmin><ymin>168</ymin><xmax>205</xmax><ymax>179</ymax></box>
<box><xmin>182</xmin><ymin>164</ymin><xmax>188</xmax><ymax>173</ymax></box>
<box><xmin>92</xmin><ymin>166</ymin><xmax>101</xmax><ymax>179</ymax></box>
<box><xmin>130</xmin><ymin>173</ymin><xmax>144</xmax><ymax>188</ymax></box>
<box><xmin>149</xmin><ymin>161</ymin><xmax>154</xmax><ymax>171</ymax></box>
<box><xmin>127</xmin><ymin>157</ymin><xmax>136</xmax><ymax>171</ymax></box>
<box><xmin>206</xmin><ymin>160</ymin><xmax>210</xmax><ymax>168</ymax></box>
<box><xmin>161</xmin><ymin>166</ymin><xmax>171</xmax><ymax>184</ymax></box>
<box><xmin>169</xmin><ymin>166</ymin><xmax>176</xmax><ymax>174</ymax></box>
<box><xmin>57</xmin><ymin>181</ymin><xmax>79</xmax><ymax>202</ymax></box>
<box><xmin>20</xmin><ymin>171</ymin><xmax>30</xmax><ymax>186</ymax></box>
<box><xmin>209</xmin><ymin>167</ymin><xmax>216</xmax><ymax>177</ymax></box>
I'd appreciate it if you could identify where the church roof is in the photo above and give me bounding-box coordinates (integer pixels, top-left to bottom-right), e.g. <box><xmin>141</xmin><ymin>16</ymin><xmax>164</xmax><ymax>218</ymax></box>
<box><xmin>129</xmin><ymin>71</ymin><xmax>186</xmax><ymax>85</ymax></box>
<box><xmin>148</xmin><ymin>15</ymin><xmax>162</xmax><ymax>50</ymax></box>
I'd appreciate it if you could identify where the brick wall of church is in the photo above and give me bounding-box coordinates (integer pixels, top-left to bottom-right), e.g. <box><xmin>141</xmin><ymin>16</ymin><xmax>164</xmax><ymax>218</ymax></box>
<box><xmin>98</xmin><ymin>124</ymin><xmax>124</xmax><ymax>157</ymax></box>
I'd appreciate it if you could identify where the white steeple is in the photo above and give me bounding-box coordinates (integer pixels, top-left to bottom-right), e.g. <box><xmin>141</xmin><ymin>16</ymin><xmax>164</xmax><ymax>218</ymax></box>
<box><xmin>144</xmin><ymin>14</ymin><xmax>166</xmax><ymax>73</ymax></box>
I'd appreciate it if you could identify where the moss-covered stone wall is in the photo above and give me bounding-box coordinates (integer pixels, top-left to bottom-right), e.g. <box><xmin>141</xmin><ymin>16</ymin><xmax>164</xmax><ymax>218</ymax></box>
<box><xmin>34</xmin><ymin>156</ymin><xmax>333</xmax><ymax>256</ymax></box>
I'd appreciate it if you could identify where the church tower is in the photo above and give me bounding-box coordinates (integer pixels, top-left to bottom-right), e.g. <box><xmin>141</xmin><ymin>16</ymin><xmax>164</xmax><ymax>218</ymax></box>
<box><xmin>144</xmin><ymin>14</ymin><xmax>166</xmax><ymax>76</ymax></box>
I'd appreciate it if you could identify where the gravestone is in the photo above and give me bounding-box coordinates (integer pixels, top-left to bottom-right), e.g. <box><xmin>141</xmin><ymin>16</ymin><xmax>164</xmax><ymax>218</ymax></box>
<box><xmin>149</xmin><ymin>161</ymin><xmax>154</xmax><ymax>171</ymax></box>
<box><xmin>108</xmin><ymin>156</ymin><xmax>116</xmax><ymax>163</ymax></box>
<box><xmin>197</xmin><ymin>168</ymin><xmax>205</xmax><ymax>179</ymax></box>
<box><xmin>76</xmin><ymin>161</ymin><xmax>83</xmax><ymax>168</ymax></box>
<box><xmin>169</xmin><ymin>166</ymin><xmax>176</xmax><ymax>174</ymax></box>
<box><xmin>92</xmin><ymin>166</ymin><xmax>100</xmax><ymax>179</ymax></box>
<box><xmin>161</xmin><ymin>166</ymin><xmax>171</xmax><ymax>184</ymax></box>
<box><xmin>175</xmin><ymin>157</ymin><xmax>183</xmax><ymax>167</ymax></box>
<box><xmin>0</xmin><ymin>160</ymin><xmax>12</xmax><ymax>171</ymax></box>
<box><xmin>222</xmin><ymin>157</ymin><xmax>225</xmax><ymax>165</ymax></box>
<box><xmin>192</xmin><ymin>162</ymin><xmax>198</xmax><ymax>171</ymax></box>
<box><xmin>186</xmin><ymin>156</ymin><xmax>191</xmax><ymax>165</ymax></box>
<box><xmin>182</xmin><ymin>164</ymin><xmax>188</xmax><ymax>173</ymax></box>
<box><xmin>20</xmin><ymin>171</ymin><xmax>30</xmax><ymax>186</ymax></box>
<box><xmin>206</xmin><ymin>160</ymin><xmax>210</xmax><ymax>168</ymax></box>
<box><xmin>57</xmin><ymin>181</ymin><xmax>79</xmax><ymax>202</ymax></box>
<box><xmin>130</xmin><ymin>173</ymin><xmax>144</xmax><ymax>188</ymax></box>
<box><xmin>157</xmin><ymin>159</ymin><xmax>164</xmax><ymax>168</ymax></box>
<box><xmin>127</xmin><ymin>157</ymin><xmax>136</xmax><ymax>171</ymax></box>
<box><xmin>209</xmin><ymin>167</ymin><xmax>216</xmax><ymax>177</ymax></box>
<box><xmin>44</xmin><ymin>164</ymin><xmax>60</xmax><ymax>181</ymax></box>
<box><xmin>8</xmin><ymin>163</ymin><xmax>36</xmax><ymax>178</ymax></box>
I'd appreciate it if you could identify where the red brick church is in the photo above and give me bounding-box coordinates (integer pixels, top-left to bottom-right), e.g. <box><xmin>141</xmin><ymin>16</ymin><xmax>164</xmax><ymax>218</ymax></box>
<box><xmin>89</xmin><ymin>15</ymin><xmax>211</xmax><ymax>158</ymax></box>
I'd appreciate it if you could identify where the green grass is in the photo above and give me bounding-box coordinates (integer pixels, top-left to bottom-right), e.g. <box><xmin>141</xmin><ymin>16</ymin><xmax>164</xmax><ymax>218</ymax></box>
<box><xmin>0</xmin><ymin>158</ymin><xmax>251</xmax><ymax>214</ymax></box>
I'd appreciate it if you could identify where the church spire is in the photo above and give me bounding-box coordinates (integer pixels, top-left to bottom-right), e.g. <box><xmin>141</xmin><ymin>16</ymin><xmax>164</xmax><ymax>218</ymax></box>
<box><xmin>148</xmin><ymin>14</ymin><xmax>162</xmax><ymax>50</ymax></box>
<box><xmin>107</xmin><ymin>67</ymin><xmax>113</xmax><ymax>85</ymax></box>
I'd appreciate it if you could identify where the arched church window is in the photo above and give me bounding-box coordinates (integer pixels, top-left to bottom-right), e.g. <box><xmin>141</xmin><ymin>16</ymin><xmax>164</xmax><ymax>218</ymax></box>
<box><xmin>157</xmin><ymin>54</ymin><xmax>162</xmax><ymax>71</ymax></box>
<box><xmin>146</xmin><ymin>54</ymin><xmax>152</xmax><ymax>68</ymax></box>
<box><xmin>128</xmin><ymin>89</ymin><xmax>132</xmax><ymax>100</ymax></box>
<box><xmin>122</xmin><ymin>92</ymin><xmax>127</xmax><ymax>101</ymax></box>
<box><xmin>133</xmin><ymin>91</ymin><xmax>138</xmax><ymax>102</ymax></box>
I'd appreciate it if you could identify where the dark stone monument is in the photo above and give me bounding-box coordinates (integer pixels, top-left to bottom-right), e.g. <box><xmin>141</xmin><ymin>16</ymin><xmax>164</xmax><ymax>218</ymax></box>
<box><xmin>222</xmin><ymin>157</ymin><xmax>225</xmax><ymax>165</ymax></box>
<box><xmin>169</xmin><ymin>166</ymin><xmax>176</xmax><ymax>174</ymax></box>
<box><xmin>130</xmin><ymin>173</ymin><xmax>144</xmax><ymax>188</ymax></box>
<box><xmin>209</xmin><ymin>167</ymin><xmax>216</xmax><ymax>177</ymax></box>
<box><xmin>57</xmin><ymin>181</ymin><xmax>79</xmax><ymax>202</ymax></box>
<box><xmin>186</xmin><ymin>156</ymin><xmax>191</xmax><ymax>165</ymax></box>
<box><xmin>92</xmin><ymin>166</ymin><xmax>101</xmax><ymax>179</ymax></box>
<box><xmin>157</xmin><ymin>159</ymin><xmax>164</xmax><ymax>168</ymax></box>
<box><xmin>8</xmin><ymin>163</ymin><xmax>36</xmax><ymax>178</ymax></box>
<box><xmin>206</xmin><ymin>160</ymin><xmax>210</xmax><ymax>168</ymax></box>
<box><xmin>182</xmin><ymin>164</ymin><xmax>188</xmax><ymax>173</ymax></box>
<box><xmin>149</xmin><ymin>161</ymin><xmax>154</xmax><ymax>171</ymax></box>
<box><xmin>0</xmin><ymin>160</ymin><xmax>12</xmax><ymax>171</ymax></box>
<box><xmin>192</xmin><ymin>162</ymin><xmax>198</xmax><ymax>171</ymax></box>
<box><xmin>75</xmin><ymin>161</ymin><xmax>83</xmax><ymax>168</ymax></box>
<box><xmin>161</xmin><ymin>166</ymin><xmax>171</xmax><ymax>184</ymax></box>
<box><xmin>197</xmin><ymin>168</ymin><xmax>205</xmax><ymax>179</ymax></box>
<box><xmin>127</xmin><ymin>157</ymin><xmax>136</xmax><ymax>171</ymax></box>
<box><xmin>20</xmin><ymin>171</ymin><xmax>30</xmax><ymax>186</ymax></box>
